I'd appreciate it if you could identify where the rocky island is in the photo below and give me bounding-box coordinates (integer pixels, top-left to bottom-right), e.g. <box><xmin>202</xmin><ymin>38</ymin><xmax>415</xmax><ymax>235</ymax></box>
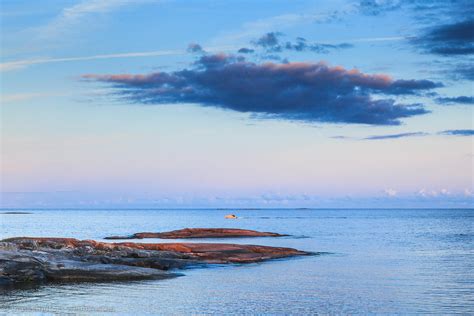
<box><xmin>104</xmin><ymin>228</ymin><xmax>288</xmax><ymax>239</ymax></box>
<box><xmin>0</xmin><ymin>234</ymin><xmax>309</xmax><ymax>289</ymax></box>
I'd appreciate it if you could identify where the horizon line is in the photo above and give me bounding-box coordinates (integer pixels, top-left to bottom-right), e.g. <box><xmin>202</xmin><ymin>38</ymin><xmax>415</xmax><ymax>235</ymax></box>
<box><xmin>1</xmin><ymin>207</ymin><xmax>473</xmax><ymax>211</ymax></box>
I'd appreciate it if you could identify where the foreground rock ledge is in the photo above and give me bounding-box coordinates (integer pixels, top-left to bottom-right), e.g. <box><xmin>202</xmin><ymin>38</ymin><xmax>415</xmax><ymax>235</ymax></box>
<box><xmin>0</xmin><ymin>237</ymin><xmax>309</xmax><ymax>288</ymax></box>
<box><xmin>105</xmin><ymin>228</ymin><xmax>288</xmax><ymax>240</ymax></box>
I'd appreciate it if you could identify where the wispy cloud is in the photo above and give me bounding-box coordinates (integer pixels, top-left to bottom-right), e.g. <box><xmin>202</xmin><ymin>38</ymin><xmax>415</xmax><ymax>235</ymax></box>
<box><xmin>436</xmin><ymin>96</ymin><xmax>474</xmax><ymax>105</ymax></box>
<box><xmin>357</xmin><ymin>0</ymin><xmax>403</xmax><ymax>16</ymax></box>
<box><xmin>384</xmin><ymin>188</ymin><xmax>398</xmax><ymax>197</ymax></box>
<box><xmin>451</xmin><ymin>63</ymin><xmax>474</xmax><ymax>81</ymax></box>
<box><xmin>212</xmin><ymin>8</ymin><xmax>351</xmax><ymax>45</ymax></box>
<box><xmin>363</xmin><ymin>132</ymin><xmax>428</xmax><ymax>140</ymax></box>
<box><xmin>1</xmin><ymin>50</ymin><xmax>183</xmax><ymax>72</ymax></box>
<box><xmin>0</xmin><ymin>46</ymin><xmax>236</xmax><ymax>72</ymax></box>
<box><xmin>336</xmin><ymin>129</ymin><xmax>474</xmax><ymax>140</ymax></box>
<box><xmin>417</xmin><ymin>188</ymin><xmax>440</xmax><ymax>198</ymax></box>
<box><xmin>348</xmin><ymin>36</ymin><xmax>406</xmax><ymax>43</ymax></box>
<box><xmin>439</xmin><ymin>129</ymin><xmax>474</xmax><ymax>136</ymax></box>
<box><xmin>1</xmin><ymin>92</ymin><xmax>67</xmax><ymax>104</ymax></box>
<box><xmin>214</xmin><ymin>8</ymin><xmax>404</xmax><ymax>47</ymax></box>
<box><xmin>330</xmin><ymin>135</ymin><xmax>353</xmax><ymax>140</ymax></box>
<box><xmin>357</xmin><ymin>0</ymin><xmax>473</xmax><ymax>18</ymax></box>
<box><xmin>37</xmin><ymin>0</ymin><xmax>156</xmax><ymax>40</ymax></box>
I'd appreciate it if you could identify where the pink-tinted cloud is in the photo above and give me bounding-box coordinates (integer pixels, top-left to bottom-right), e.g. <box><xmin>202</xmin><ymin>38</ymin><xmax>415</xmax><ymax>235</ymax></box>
<box><xmin>83</xmin><ymin>54</ymin><xmax>441</xmax><ymax>125</ymax></box>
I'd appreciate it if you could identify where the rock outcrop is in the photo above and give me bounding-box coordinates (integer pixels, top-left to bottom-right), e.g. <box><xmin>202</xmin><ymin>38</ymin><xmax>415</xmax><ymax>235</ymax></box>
<box><xmin>0</xmin><ymin>241</ymin><xmax>180</xmax><ymax>288</ymax></box>
<box><xmin>1</xmin><ymin>236</ymin><xmax>309</xmax><ymax>288</ymax></box>
<box><xmin>105</xmin><ymin>228</ymin><xmax>287</xmax><ymax>240</ymax></box>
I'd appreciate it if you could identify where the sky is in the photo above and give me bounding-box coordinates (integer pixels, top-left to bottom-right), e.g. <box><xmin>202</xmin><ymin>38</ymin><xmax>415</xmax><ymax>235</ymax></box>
<box><xmin>0</xmin><ymin>0</ymin><xmax>473</xmax><ymax>208</ymax></box>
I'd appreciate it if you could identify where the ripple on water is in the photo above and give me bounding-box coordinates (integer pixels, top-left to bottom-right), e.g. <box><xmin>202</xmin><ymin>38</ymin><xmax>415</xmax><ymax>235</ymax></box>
<box><xmin>1</xmin><ymin>208</ymin><xmax>473</xmax><ymax>314</ymax></box>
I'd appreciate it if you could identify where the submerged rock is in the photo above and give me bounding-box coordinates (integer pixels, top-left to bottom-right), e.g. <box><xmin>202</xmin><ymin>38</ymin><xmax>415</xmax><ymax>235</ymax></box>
<box><xmin>1</xmin><ymin>236</ymin><xmax>309</xmax><ymax>289</ymax></box>
<box><xmin>105</xmin><ymin>228</ymin><xmax>288</xmax><ymax>240</ymax></box>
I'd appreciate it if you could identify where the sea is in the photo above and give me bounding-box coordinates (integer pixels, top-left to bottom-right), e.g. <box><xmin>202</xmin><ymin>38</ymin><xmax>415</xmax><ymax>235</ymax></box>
<box><xmin>0</xmin><ymin>208</ymin><xmax>473</xmax><ymax>315</ymax></box>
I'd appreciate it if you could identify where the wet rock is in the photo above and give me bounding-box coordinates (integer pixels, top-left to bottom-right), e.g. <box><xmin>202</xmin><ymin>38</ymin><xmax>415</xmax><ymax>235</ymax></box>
<box><xmin>105</xmin><ymin>228</ymin><xmax>287</xmax><ymax>240</ymax></box>
<box><xmin>4</xmin><ymin>237</ymin><xmax>307</xmax><ymax>264</ymax></box>
<box><xmin>42</xmin><ymin>261</ymin><xmax>179</xmax><ymax>283</ymax></box>
<box><xmin>1</xmin><ymin>236</ymin><xmax>309</xmax><ymax>289</ymax></box>
<box><xmin>0</xmin><ymin>250</ymin><xmax>46</xmax><ymax>286</ymax></box>
<box><xmin>0</xmin><ymin>243</ymin><xmax>180</xmax><ymax>288</ymax></box>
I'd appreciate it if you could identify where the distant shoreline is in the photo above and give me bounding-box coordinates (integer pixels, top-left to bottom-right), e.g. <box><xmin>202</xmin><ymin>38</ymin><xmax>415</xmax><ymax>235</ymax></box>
<box><xmin>0</xmin><ymin>208</ymin><xmax>472</xmax><ymax>211</ymax></box>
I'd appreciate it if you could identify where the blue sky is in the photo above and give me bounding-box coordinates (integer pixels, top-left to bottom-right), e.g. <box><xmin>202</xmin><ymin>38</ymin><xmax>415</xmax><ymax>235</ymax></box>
<box><xmin>1</xmin><ymin>0</ymin><xmax>473</xmax><ymax>208</ymax></box>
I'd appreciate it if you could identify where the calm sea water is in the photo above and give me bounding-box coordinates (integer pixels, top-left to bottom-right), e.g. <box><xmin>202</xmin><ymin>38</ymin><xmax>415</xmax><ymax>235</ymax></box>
<box><xmin>0</xmin><ymin>208</ymin><xmax>473</xmax><ymax>315</ymax></box>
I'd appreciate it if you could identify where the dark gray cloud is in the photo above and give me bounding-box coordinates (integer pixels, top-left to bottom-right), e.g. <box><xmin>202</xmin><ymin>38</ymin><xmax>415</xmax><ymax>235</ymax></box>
<box><xmin>436</xmin><ymin>96</ymin><xmax>474</xmax><ymax>105</ymax></box>
<box><xmin>358</xmin><ymin>0</ymin><xmax>402</xmax><ymax>15</ymax></box>
<box><xmin>284</xmin><ymin>37</ymin><xmax>353</xmax><ymax>54</ymax></box>
<box><xmin>413</xmin><ymin>19</ymin><xmax>474</xmax><ymax>56</ymax></box>
<box><xmin>253</xmin><ymin>32</ymin><xmax>353</xmax><ymax>54</ymax></box>
<box><xmin>358</xmin><ymin>0</ymin><xmax>473</xmax><ymax>18</ymax></box>
<box><xmin>439</xmin><ymin>129</ymin><xmax>474</xmax><ymax>136</ymax></box>
<box><xmin>452</xmin><ymin>62</ymin><xmax>474</xmax><ymax>80</ymax></box>
<box><xmin>360</xmin><ymin>1</ymin><xmax>474</xmax><ymax>80</ymax></box>
<box><xmin>187</xmin><ymin>43</ymin><xmax>204</xmax><ymax>53</ymax></box>
<box><xmin>363</xmin><ymin>132</ymin><xmax>428</xmax><ymax>140</ymax></box>
<box><xmin>83</xmin><ymin>54</ymin><xmax>441</xmax><ymax>125</ymax></box>
<box><xmin>383</xmin><ymin>79</ymin><xmax>441</xmax><ymax>95</ymax></box>
<box><xmin>238</xmin><ymin>47</ymin><xmax>255</xmax><ymax>54</ymax></box>
<box><xmin>254</xmin><ymin>32</ymin><xmax>282</xmax><ymax>49</ymax></box>
<box><xmin>430</xmin><ymin>60</ymin><xmax>474</xmax><ymax>81</ymax></box>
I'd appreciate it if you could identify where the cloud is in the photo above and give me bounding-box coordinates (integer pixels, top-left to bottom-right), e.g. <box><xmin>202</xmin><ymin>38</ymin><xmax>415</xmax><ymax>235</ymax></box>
<box><xmin>452</xmin><ymin>63</ymin><xmax>474</xmax><ymax>80</ymax></box>
<box><xmin>358</xmin><ymin>0</ymin><xmax>402</xmax><ymax>15</ymax></box>
<box><xmin>436</xmin><ymin>96</ymin><xmax>474</xmax><ymax>105</ymax></box>
<box><xmin>363</xmin><ymin>132</ymin><xmax>428</xmax><ymax>140</ymax></box>
<box><xmin>384</xmin><ymin>188</ymin><xmax>398</xmax><ymax>197</ymax></box>
<box><xmin>253</xmin><ymin>32</ymin><xmax>353</xmax><ymax>54</ymax></box>
<box><xmin>83</xmin><ymin>53</ymin><xmax>441</xmax><ymax>125</ymax></box>
<box><xmin>212</xmin><ymin>11</ymin><xmax>345</xmax><ymax>45</ymax></box>
<box><xmin>0</xmin><ymin>49</ymin><xmax>185</xmax><ymax>72</ymax></box>
<box><xmin>439</xmin><ymin>129</ymin><xmax>474</xmax><ymax>136</ymax></box>
<box><xmin>37</xmin><ymin>0</ymin><xmax>156</xmax><ymax>40</ymax></box>
<box><xmin>330</xmin><ymin>135</ymin><xmax>353</xmax><ymax>140</ymax></box>
<box><xmin>416</xmin><ymin>188</ymin><xmax>452</xmax><ymax>198</ymax></box>
<box><xmin>417</xmin><ymin>188</ymin><xmax>438</xmax><ymax>198</ymax></box>
<box><xmin>0</xmin><ymin>45</ymin><xmax>237</xmax><ymax>72</ymax></box>
<box><xmin>237</xmin><ymin>47</ymin><xmax>255</xmax><ymax>54</ymax></box>
<box><xmin>345</xmin><ymin>36</ymin><xmax>406</xmax><ymax>43</ymax></box>
<box><xmin>334</xmin><ymin>129</ymin><xmax>474</xmax><ymax>140</ymax></box>
<box><xmin>413</xmin><ymin>18</ymin><xmax>474</xmax><ymax>56</ymax></box>
<box><xmin>440</xmin><ymin>189</ymin><xmax>451</xmax><ymax>196</ymax></box>
<box><xmin>357</xmin><ymin>0</ymin><xmax>473</xmax><ymax>18</ymax></box>
<box><xmin>187</xmin><ymin>43</ymin><xmax>204</xmax><ymax>53</ymax></box>
<box><xmin>428</xmin><ymin>59</ymin><xmax>474</xmax><ymax>82</ymax></box>
<box><xmin>254</xmin><ymin>32</ymin><xmax>283</xmax><ymax>48</ymax></box>
<box><xmin>1</xmin><ymin>92</ymin><xmax>67</xmax><ymax>103</ymax></box>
